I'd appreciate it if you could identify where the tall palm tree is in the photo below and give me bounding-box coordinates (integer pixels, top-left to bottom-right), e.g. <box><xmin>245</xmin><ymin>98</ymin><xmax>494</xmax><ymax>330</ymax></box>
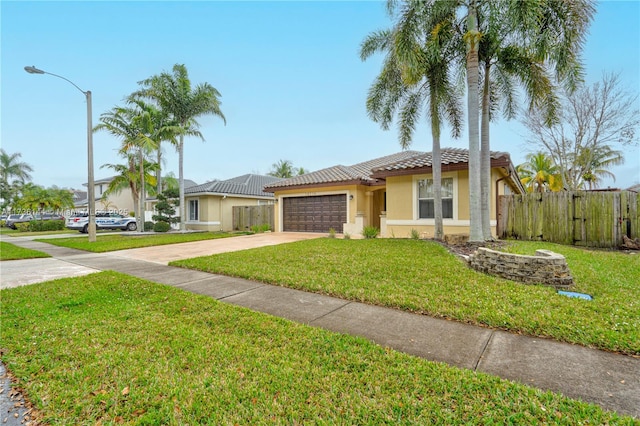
<box><xmin>136</xmin><ymin>64</ymin><xmax>226</xmax><ymax>230</ymax></box>
<box><xmin>95</xmin><ymin>103</ymin><xmax>159</xmax><ymax>229</ymax></box>
<box><xmin>517</xmin><ymin>153</ymin><xmax>563</xmax><ymax>193</ymax></box>
<box><xmin>361</xmin><ymin>0</ymin><xmax>462</xmax><ymax>240</ymax></box>
<box><xmin>578</xmin><ymin>146</ymin><xmax>624</xmax><ymax>189</ymax></box>
<box><xmin>475</xmin><ymin>0</ymin><xmax>594</xmax><ymax>239</ymax></box>
<box><xmin>0</xmin><ymin>149</ymin><xmax>33</xmax><ymax>211</ymax></box>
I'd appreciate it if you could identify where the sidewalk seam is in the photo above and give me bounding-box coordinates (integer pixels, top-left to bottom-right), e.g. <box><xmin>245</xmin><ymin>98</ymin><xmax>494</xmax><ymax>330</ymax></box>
<box><xmin>308</xmin><ymin>301</ymin><xmax>353</xmax><ymax>325</ymax></box>
<box><xmin>474</xmin><ymin>331</ymin><xmax>494</xmax><ymax>371</ymax></box>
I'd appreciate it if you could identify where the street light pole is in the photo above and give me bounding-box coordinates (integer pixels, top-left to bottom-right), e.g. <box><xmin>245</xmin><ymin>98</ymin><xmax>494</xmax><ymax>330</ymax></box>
<box><xmin>24</xmin><ymin>65</ymin><xmax>96</xmax><ymax>242</ymax></box>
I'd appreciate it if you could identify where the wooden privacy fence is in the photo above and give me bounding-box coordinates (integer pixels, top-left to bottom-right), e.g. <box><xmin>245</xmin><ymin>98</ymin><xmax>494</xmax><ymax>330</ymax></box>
<box><xmin>232</xmin><ymin>205</ymin><xmax>274</xmax><ymax>231</ymax></box>
<box><xmin>498</xmin><ymin>191</ymin><xmax>639</xmax><ymax>248</ymax></box>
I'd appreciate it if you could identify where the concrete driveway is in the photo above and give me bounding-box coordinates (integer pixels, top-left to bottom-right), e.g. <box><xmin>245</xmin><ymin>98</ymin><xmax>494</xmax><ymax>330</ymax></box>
<box><xmin>105</xmin><ymin>232</ymin><xmax>324</xmax><ymax>264</ymax></box>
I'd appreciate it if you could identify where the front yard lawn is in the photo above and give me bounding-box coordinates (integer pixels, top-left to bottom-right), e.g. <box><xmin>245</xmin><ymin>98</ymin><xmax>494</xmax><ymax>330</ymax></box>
<box><xmin>36</xmin><ymin>231</ymin><xmax>249</xmax><ymax>252</ymax></box>
<box><xmin>0</xmin><ymin>272</ymin><xmax>628</xmax><ymax>424</ymax></box>
<box><xmin>171</xmin><ymin>239</ymin><xmax>640</xmax><ymax>355</ymax></box>
<box><xmin>0</xmin><ymin>241</ymin><xmax>50</xmax><ymax>261</ymax></box>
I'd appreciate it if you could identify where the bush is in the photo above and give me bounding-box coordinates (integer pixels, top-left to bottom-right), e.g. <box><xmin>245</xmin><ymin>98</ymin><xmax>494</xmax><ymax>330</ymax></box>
<box><xmin>28</xmin><ymin>219</ymin><xmax>65</xmax><ymax>232</ymax></box>
<box><xmin>410</xmin><ymin>229</ymin><xmax>420</xmax><ymax>240</ymax></box>
<box><xmin>328</xmin><ymin>228</ymin><xmax>336</xmax><ymax>238</ymax></box>
<box><xmin>15</xmin><ymin>223</ymin><xmax>30</xmax><ymax>232</ymax></box>
<box><xmin>362</xmin><ymin>226</ymin><xmax>379</xmax><ymax>239</ymax></box>
<box><xmin>144</xmin><ymin>221</ymin><xmax>155</xmax><ymax>232</ymax></box>
<box><xmin>153</xmin><ymin>221</ymin><xmax>171</xmax><ymax>233</ymax></box>
<box><xmin>0</xmin><ymin>220</ymin><xmax>5</xmax><ymax>227</ymax></box>
<box><xmin>343</xmin><ymin>233</ymin><xmax>351</xmax><ymax>240</ymax></box>
<box><xmin>250</xmin><ymin>224</ymin><xmax>271</xmax><ymax>233</ymax></box>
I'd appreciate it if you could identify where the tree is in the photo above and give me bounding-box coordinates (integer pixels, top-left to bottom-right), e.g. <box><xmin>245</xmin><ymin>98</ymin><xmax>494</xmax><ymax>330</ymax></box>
<box><xmin>523</xmin><ymin>73</ymin><xmax>639</xmax><ymax>190</ymax></box>
<box><xmin>0</xmin><ymin>149</ymin><xmax>33</xmax><ymax>211</ymax></box>
<box><xmin>14</xmin><ymin>184</ymin><xmax>74</xmax><ymax>214</ymax></box>
<box><xmin>152</xmin><ymin>187</ymin><xmax>180</xmax><ymax>225</ymax></box>
<box><xmin>136</xmin><ymin>64</ymin><xmax>226</xmax><ymax>231</ymax></box>
<box><xmin>578</xmin><ymin>145</ymin><xmax>624</xmax><ymax>189</ymax></box>
<box><xmin>516</xmin><ymin>153</ymin><xmax>563</xmax><ymax>193</ymax></box>
<box><xmin>361</xmin><ymin>0</ymin><xmax>462</xmax><ymax>240</ymax></box>
<box><xmin>268</xmin><ymin>160</ymin><xmax>307</xmax><ymax>178</ymax></box>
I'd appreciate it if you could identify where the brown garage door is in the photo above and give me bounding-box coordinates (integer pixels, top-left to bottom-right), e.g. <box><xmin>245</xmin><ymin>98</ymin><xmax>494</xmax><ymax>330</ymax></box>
<box><xmin>283</xmin><ymin>195</ymin><xmax>347</xmax><ymax>233</ymax></box>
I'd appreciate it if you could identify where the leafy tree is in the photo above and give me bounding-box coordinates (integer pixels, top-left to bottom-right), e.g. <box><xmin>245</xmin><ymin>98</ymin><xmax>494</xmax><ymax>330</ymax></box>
<box><xmin>135</xmin><ymin>64</ymin><xmax>226</xmax><ymax>231</ymax></box>
<box><xmin>0</xmin><ymin>149</ymin><xmax>33</xmax><ymax>211</ymax></box>
<box><xmin>152</xmin><ymin>187</ymin><xmax>180</xmax><ymax>225</ymax></box>
<box><xmin>268</xmin><ymin>160</ymin><xmax>307</xmax><ymax>178</ymax></box>
<box><xmin>360</xmin><ymin>1</ymin><xmax>462</xmax><ymax>240</ymax></box>
<box><xmin>523</xmin><ymin>72</ymin><xmax>639</xmax><ymax>190</ymax></box>
<box><xmin>578</xmin><ymin>145</ymin><xmax>624</xmax><ymax>190</ymax></box>
<box><xmin>516</xmin><ymin>153</ymin><xmax>563</xmax><ymax>193</ymax></box>
<box><xmin>14</xmin><ymin>184</ymin><xmax>74</xmax><ymax>214</ymax></box>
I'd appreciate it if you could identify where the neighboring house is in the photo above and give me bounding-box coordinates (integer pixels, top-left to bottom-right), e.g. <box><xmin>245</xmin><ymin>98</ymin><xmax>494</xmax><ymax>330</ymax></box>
<box><xmin>75</xmin><ymin>177</ymin><xmax>199</xmax><ymax>218</ymax></box>
<box><xmin>184</xmin><ymin>174</ymin><xmax>284</xmax><ymax>231</ymax></box>
<box><xmin>264</xmin><ymin>148</ymin><xmax>524</xmax><ymax>238</ymax></box>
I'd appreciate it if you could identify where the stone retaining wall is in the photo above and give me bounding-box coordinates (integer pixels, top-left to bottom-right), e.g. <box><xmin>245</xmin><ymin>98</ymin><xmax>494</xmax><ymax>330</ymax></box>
<box><xmin>468</xmin><ymin>248</ymin><xmax>573</xmax><ymax>289</ymax></box>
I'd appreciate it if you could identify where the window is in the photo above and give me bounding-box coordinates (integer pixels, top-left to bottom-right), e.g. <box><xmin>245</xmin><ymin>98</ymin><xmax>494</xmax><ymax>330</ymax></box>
<box><xmin>188</xmin><ymin>199</ymin><xmax>199</xmax><ymax>221</ymax></box>
<box><xmin>418</xmin><ymin>178</ymin><xmax>453</xmax><ymax>219</ymax></box>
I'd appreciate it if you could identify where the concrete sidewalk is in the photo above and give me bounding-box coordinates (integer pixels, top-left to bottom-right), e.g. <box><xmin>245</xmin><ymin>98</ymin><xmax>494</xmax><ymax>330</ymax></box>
<box><xmin>1</xmin><ymin>235</ymin><xmax>638</xmax><ymax>420</ymax></box>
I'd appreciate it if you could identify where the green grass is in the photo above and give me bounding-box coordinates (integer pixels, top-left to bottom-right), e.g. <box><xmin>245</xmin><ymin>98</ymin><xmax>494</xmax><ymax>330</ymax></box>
<box><xmin>172</xmin><ymin>239</ymin><xmax>640</xmax><ymax>355</ymax></box>
<box><xmin>0</xmin><ymin>241</ymin><xmax>51</xmax><ymax>260</ymax></box>
<box><xmin>36</xmin><ymin>231</ymin><xmax>249</xmax><ymax>253</ymax></box>
<box><xmin>0</xmin><ymin>272</ymin><xmax>631</xmax><ymax>424</ymax></box>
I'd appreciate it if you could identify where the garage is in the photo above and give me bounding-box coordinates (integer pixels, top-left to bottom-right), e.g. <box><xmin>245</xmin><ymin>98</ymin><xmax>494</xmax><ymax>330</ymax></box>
<box><xmin>282</xmin><ymin>194</ymin><xmax>347</xmax><ymax>233</ymax></box>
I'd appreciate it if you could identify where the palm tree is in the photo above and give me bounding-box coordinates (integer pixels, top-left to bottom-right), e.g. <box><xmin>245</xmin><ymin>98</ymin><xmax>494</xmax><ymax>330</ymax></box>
<box><xmin>95</xmin><ymin>103</ymin><xmax>160</xmax><ymax>229</ymax></box>
<box><xmin>517</xmin><ymin>153</ymin><xmax>563</xmax><ymax>193</ymax></box>
<box><xmin>0</xmin><ymin>149</ymin><xmax>33</xmax><ymax>211</ymax></box>
<box><xmin>578</xmin><ymin>146</ymin><xmax>624</xmax><ymax>189</ymax></box>
<box><xmin>268</xmin><ymin>160</ymin><xmax>295</xmax><ymax>178</ymax></box>
<box><xmin>135</xmin><ymin>64</ymin><xmax>226</xmax><ymax>231</ymax></box>
<box><xmin>361</xmin><ymin>0</ymin><xmax>462</xmax><ymax>240</ymax></box>
<box><xmin>475</xmin><ymin>1</ymin><xmax>594</xmax><ymax>239</ymax></box>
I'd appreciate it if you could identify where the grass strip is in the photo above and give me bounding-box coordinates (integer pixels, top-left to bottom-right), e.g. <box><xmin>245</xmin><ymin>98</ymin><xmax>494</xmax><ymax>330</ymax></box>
<box><xmin>171</xmin><ymin>239</ymin><xmax>640</xmax><ymax>355</ymax></box>
<box><xmin>0</xmin><ymin>271</ymin><xmax>630</xmax><ymax>424</ymax></box>
<box><xmin>0</xmin><ymin>241</ymin><xmax>51</xmax><ymax>261</ymax></box>
<box><xmin>36</xmin><ymin>231</ymin><xmax>249</xmax><ymax>252</ymax></box>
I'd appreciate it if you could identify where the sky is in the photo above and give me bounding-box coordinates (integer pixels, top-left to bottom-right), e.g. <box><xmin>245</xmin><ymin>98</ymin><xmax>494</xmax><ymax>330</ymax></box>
<box><xmin>2</xmin><ymin>1</ymin><xmax>639</xmax><ymax>191</ymax></box>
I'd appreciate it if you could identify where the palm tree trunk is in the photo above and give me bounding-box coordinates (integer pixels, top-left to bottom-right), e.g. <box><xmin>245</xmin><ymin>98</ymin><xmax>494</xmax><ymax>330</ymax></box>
<box><xmin>156</xmin><ymin>144</ymin><xmax>162</xmax><ymax>195</ymax></box>
<box><xmin>139</xmin><ymin>149</ymin><xmax>145</xmax><ymax>233</ymax></box>
<box><xmin>481</xmin><ymin>62</ymin><xmax>492</xmax><ymax>240</ymax></box>
<box><xmin>466</xmin><ymin>2</ymin><xmax>483</xmax><ymax>242</ymax></box>
<box><xmin>178</xmin><ymin>136</ymin><xmax>185</xmax><ymax>231</ymax></box>
<box><xmin>430</xmin><ymin>88</ymin><xmax>443</xmax><ymax>241</ymax></box>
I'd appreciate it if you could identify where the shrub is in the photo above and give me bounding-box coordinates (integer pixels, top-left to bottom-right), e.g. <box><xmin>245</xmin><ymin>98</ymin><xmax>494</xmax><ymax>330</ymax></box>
<box><xmin>250</xmin><ymin>224</ymin><xmax>271</xmax><ymax>233</ymax></box>
<box><xmin>153</xmin><ymin>221</ymin><xmax>171</xmax><ymax>233</ymax></box>
<box><xmin>410</xmin><ymin>229</ymin><xmax>420</xmax><ymax>240</ymax></box>
<box><xmin>0</xmin><ymin>220</ymin><xmax>5</xmax><ymax>227</ymax></box>
<box><xmin>15</xmin><ymin>223</ymin><xmax>31</xmax><ymax>232</ymax></box>
<box><xmin>343</xmin><ymin>233</ymin><xmax>351</xmax><ymax>240</ymax></box>
<box><xmin>144</xmin><ymin>221</ymin><xmax>155</xmax><ymax>232</ymax></box>
<box><xmin>28</xmin><ymin>219</ymin><xmax>65</xmax><ymax>232</ymax></box>
<box><xmin>362</xmin><ymin>226</ymin><xmax>379</xmax><ymax>239</ymax></box>
<box><xmin>328</xmin><ymin>228</ymin><xmax>336</xmax><ymax>238</ymax></box>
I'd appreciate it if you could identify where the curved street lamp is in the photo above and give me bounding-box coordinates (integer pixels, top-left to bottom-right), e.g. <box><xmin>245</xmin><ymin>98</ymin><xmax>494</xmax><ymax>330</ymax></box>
<box><xmin>24</xmin><ymin>65</ymin><xmax>96</xmax><ymax>242</ymax></box>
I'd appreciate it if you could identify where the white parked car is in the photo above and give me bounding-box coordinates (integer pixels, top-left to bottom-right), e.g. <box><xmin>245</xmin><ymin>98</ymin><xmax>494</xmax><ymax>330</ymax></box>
<box><xmin>66</xmin><ymin>212</ymin><xmax>137</xmax><ymax>233</ymax></box>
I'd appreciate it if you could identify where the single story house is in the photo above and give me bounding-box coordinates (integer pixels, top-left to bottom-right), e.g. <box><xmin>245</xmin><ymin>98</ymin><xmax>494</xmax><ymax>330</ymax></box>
<box><xmin>184</xmin><ymin>174</ymin><xmax>283</xmax><ymax>231</ymax></box>
<box><xmin>263</xmin><ymin>148</ymin><xmax>524</xmax><ymax>238</ymax></box>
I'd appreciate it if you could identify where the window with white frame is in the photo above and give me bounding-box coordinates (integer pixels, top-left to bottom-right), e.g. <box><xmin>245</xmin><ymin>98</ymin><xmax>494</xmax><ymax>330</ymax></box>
<box><xmin>188</xmin><ymin>199</ymin><xmax>199</xmax><ymax>221</ymax></box>
<box><xmin>417</xmin><ymin>178</ymin><xmax>453</xmax><ymax>219</ymax></box>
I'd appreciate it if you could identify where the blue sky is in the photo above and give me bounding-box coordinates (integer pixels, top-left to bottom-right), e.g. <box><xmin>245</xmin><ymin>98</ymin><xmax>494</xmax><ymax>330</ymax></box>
<box><xmin>2</xmin><ymin>1</ymin><xmax>639</xmax><ymax>190</ymax></box>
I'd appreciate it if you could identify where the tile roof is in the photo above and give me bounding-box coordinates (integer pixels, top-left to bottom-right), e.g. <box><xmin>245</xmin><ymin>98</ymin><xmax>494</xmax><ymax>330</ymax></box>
<box><xmin>264</xmin><ymin>150</ymin><xmax>424</xmax><ymax>190</ymax></box>
<box><xmin>371</xmin><ymin>148</ymin><xmax>511</xmax><ymax>173</ymax></box>
<box><xmin>185</xmin><ymin>174</ymin><xmax>283</xmax><ymax>197</ymax></box>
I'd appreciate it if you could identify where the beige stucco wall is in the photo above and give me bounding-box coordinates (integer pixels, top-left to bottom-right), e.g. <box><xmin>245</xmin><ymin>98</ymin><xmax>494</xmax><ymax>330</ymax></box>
<box><xmin>383</xmin><ymin>168</ymin><xmax>511</xmax><ymax>238</ymax></box>
<box><xmin>185</xmin><ymin>194</ymin><xmax>273</xmax><ymax>232</ymax></box>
